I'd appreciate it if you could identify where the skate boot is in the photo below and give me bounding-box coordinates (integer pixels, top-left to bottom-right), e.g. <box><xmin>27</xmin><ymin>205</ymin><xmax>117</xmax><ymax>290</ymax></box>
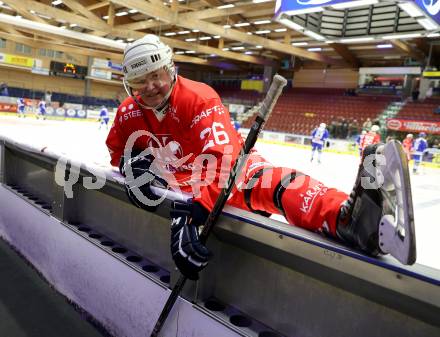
<box><xmin>336</xmin><ymin>140</ymin><xmax>416</xmax><ymax>265</ymax></box>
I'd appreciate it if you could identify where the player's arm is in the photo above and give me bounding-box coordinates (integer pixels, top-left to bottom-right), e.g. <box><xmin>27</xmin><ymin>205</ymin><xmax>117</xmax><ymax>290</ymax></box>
<box><xmin>169</xmin><ymin>98</ymin><xmax>241</xmax><ymax>280</ymax></box>
<box><xmin>105</xmin><ymin>110</ymin><xmax>127</xmax><ymax>167</ymax></box>
<box><xmin>188</xmin><ymin>98</ymin><xmax>242</xmax><ymax>211</ymax></box>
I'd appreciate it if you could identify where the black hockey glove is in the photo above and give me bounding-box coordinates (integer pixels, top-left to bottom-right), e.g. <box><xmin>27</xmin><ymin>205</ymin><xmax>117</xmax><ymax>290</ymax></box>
<box><xmin>170</xmin><ymin>201</ymin><xmax>212</xmax><ymax>280</ymax></box>
<box><xmin>120</xmin><ymin>153</ymin><xmax>168</xmax><ymax>212</ymax></box>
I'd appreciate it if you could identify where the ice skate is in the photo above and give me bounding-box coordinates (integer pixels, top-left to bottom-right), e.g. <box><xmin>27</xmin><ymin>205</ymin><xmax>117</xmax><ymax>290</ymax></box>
<box><xmin>337</xmin><ymin>140</ymin><xmax>416</xmax><ymax>265</ymax></box>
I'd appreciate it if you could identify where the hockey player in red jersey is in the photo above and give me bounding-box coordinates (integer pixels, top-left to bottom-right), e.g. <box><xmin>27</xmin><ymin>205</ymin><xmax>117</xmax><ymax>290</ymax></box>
<box><xmin>106</xmin><ymin>35</ymin><xmax>416</xmax><ymax>279</ymax></box>
<box><xmin>402</xmin><ymin>134</ymin><xmax>414</xmax><ymax>161</ymax></box>
<box><xmin>360</xmin><ymin>125</ymin><xmax>381</xmax><ymax>155</ymax></box>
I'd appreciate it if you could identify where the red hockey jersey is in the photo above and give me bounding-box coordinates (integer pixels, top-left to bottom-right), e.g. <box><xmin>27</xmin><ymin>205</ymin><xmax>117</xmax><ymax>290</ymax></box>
<box><xmin>106</xmin><ymin>76</ymin><xmax>248</xmax><ymax>211</ymax></box>
<box><xmin>360</xmin><ymin>131</ymin><xmax>380</xmax><ymax>150</ymax></box>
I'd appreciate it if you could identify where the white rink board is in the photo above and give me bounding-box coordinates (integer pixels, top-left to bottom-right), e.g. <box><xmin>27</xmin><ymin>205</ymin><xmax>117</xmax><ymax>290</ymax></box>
<box><xmin>1</xmin><ymin>115</ymin><xmax>439</xmax><ymax>270</ymax></box>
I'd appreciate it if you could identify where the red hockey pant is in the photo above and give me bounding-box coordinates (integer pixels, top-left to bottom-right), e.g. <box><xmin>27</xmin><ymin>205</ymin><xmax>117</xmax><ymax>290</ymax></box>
<box><xmin>226</xmin><ymin>155</ymin><xmax>348</xmax><ymax>237</ymax></box>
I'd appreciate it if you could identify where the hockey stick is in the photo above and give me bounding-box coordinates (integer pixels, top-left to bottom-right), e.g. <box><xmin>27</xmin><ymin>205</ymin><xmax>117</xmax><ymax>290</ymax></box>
<box><xmin>150</xmin><ymin>74</ymin><xmax>287</xmax><ymax>337</ymax></box>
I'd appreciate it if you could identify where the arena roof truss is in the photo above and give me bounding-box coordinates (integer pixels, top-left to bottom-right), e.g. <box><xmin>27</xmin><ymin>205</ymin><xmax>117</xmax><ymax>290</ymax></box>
<box><xmin>0</xmin><ymin>0</ymin><xmax>438</xmax><ymax>70</ymax></box>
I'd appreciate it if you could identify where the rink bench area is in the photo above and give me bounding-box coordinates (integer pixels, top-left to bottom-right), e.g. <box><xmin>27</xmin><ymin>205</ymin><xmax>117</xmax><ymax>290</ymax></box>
<box><xmin>0</xmin><ymin>136</ymin><xmax>439</xmax><ymax>337</ymax></box>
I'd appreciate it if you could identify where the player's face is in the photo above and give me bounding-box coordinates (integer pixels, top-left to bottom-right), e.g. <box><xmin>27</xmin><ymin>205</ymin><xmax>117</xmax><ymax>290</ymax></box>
<box><xmin>129</xmin><ymin>68</ymin><xmax>172</xmax><ymax>107</ymax></box>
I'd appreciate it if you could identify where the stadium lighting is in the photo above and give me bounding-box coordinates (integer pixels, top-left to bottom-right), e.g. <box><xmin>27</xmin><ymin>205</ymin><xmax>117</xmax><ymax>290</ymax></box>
<box><xmin>0</xmin><ymin>13</ymin><xmax>126</xmax><ymax>50</ymax></box>
<box><xmin>398</xmin><ymin>2</ymin><xmax>424</xmax><ymax>17</ymax></box>
<box><xmin>37</xmin><ymin>13</ymin><xmax>52</xmax><ymax>19</ymax></box>
<box><xmin>175</xmin><ymin>51</ymin><xmax>185</xmax><ymax>55</ymax></box>
<box><xmin>253</xmin><ymin>0</ymin><xmax>273</xmax><ymax>3</ymax></box>
<box><xmin>427</xmin><ymin>32</ymin><xmax>440</xmax><ymax>37</ymax></box>
<box><xmin>128</xmin><ymin>9</ymin><xmax>138</xmax><ymax>14</ymax></box>
<box><xmin>213</xmin><ymin>35</ymin><xmax>220</xmax><ymax>39</ymax></box>
<box><xmin>192</xmin><ymin>29</ymin><xmax>200</xmax><ymax>32</ymax></box>
<box><xmin>115</xmin><ymin>11</ymin><xmax>128</xmax><ymax>17</ymax></box>
<box><xmin>185</xmin><ymin>38</ymin><xmax>197</xmax><ymax>42</ymax></box>
<box><xmin>279</xmin><ymin>18</ymin><xmax>304</xmax><ymax>31</ymax></box>
<box><xmin>185</xmin><ymin>50</ymin><xmax>196</xmax><ymax>54</ymax></box>
<box><xmin>0</xmin><ymin>2</ymin><xmax>11</xmax><ymax>9</ymax></box>
<box><xmin>417</xmin><ymin>18</ymin><xmax>438</xmax><ymax>31</ymax></box>
<box><xmin>255</xmin><ymin>45</ymin><xmax>263</xmax><ymax>48</ymax></box>
<box><xmin>199</xmin><ymin>36</ymin><xmax>212</xmax><ymax>40</ymax></box>
<box><xmin>164</xmin><ymin>32</ymin><xmax>176</xmax><ymax>36</ymax></box>
<box><xmin>222</xmin><ymin>48</ymin><xmax>230</xmax><ymax>51</ymax></box>
<box><xmin>340</xmin><ymin>37</ymin><xmax>375</xmax><ymax>43</ymax></box>
<box><xmin>303</xmin><ymin>30</ymin><xmax>325</xmax><ymax>41</ymax></box>
<box><xmin>382</xmin><ymin>33</ymin><xmax>422</xmax><ymax>39</ymax></box>
<box><xmin>331</xmin><ymin>0</ymin><xmax>378</xmax><ymax>10</ymax></box>
<box><xmin>223</xmin><ymin>24</ymin><xmax>231</xmax><ymax>29</ymax></box>
<box><xmin>217</xmin><ymin>4</ymin><xmax>234</xmax><ymax>9</ymax></box>
<box><xmin>255</xmin><ymin>30</ymin><xmax>271</xmax><ymax>34</ymax></box>
<box><xmin>69</xmin><ymin>23</ymin><xmax>77</xmax><ymax>27</ymax></box>
<box><xmin>254</xmin><ymin>20</ymin><xmax>271</xmax><ymax>25</ymax></box>
<box><xmin>308</xmin><ymin>47</ymin><xmax>322</xmax><ymax>51</ymax></box>
<box><xmin>234</xmin><ymin>22</ymin><xmax>251</xmax><ymax>27</ymax></box>
<box><xmin>231</xmin><ymin>46</ymin><xmax>245</xmax><ymax>50</ymax></box>
<box><xmin>377</xmin><ymin>44</ymin><xmax>393</xmax><ymax>48</ymax></box>
<box><xmin>292</xmin><ymin>42</ymin><xmax>308</xmax><ymax>46</ymax></box>
<box><xmin>52</xmin><ymin>0</ymin><xmax>63</xmax><ymax>5</ymax></box>
<box><xmin>177</xmin><ymin>30</ymin><xmax>190</xmax><ymax>34</ymax></box>
<box><xmin>245</xmin><ymin>51</ymin><xmax>253</xmax><ymax>55</ymax></box>
<box><xmin>274</xmin><ymin>28</ymin><xmax>287</xmax><ymax>32</ymax></box>
<box><xmin>102</xmin><ymin>15</ymin><xmax>109</xmax><ymax>20</ymax></box>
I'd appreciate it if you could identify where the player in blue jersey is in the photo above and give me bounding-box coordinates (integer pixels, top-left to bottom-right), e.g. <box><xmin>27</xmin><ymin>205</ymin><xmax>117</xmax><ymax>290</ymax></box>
<box><xmin>355</xmin><ymin>130</ymin><xmax>367</xmax><ymax>156</ymax></box>
<box><xmin>231</xmin><ymin>119</ymin><xmax>241</xmax><ymax>131</ymax></box>
<box><xmin>412</xmin><ymin>132</ymin><xmax>428</xmax><ymax>174</ymax></box>
<box><xmin>37</xmin><ymin>99</ymin><xmax>46</xmax><ymax>120</ymax></box>
<box><xmin>311</xmin><ymin>123</ymin><xmax>329</xmax><ymax>163</ymax></box>
<box><xmin>99</xmin><ymin>105</ymin><xmax>110</xmax><ymax>129</ymax></box>
<box><xmin>17</xmin><ymin>97</ymin><xmax>25</xmax><ymax>118</ymax></box>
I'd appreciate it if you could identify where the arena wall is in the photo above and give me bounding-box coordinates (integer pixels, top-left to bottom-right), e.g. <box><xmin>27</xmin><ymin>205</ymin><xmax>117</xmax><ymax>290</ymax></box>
<box><xmin>294</xmin><ymin>68</ymin><xmax>359</xmax><ymax>88</ymax></box>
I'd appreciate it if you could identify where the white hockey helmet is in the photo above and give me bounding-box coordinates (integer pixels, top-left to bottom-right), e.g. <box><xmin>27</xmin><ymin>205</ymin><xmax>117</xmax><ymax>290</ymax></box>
<box><xmin>122</xmin><ymin>34</ymin><xmax>176</xmax><ymax>113</ymax></box>
<box><xmin>371</xmin><ymin>125</ymin><xmax>380</xmax><ymax>132</ymax></box>
<box><xmin>122</xmin><ymin>34</ymin><xmax>174</xmax><ymax>85</ymax></box>
<box><xmin>319</xmin><ymin>123</ymin><xmax>326</xmax><ymax>129</ymax></box>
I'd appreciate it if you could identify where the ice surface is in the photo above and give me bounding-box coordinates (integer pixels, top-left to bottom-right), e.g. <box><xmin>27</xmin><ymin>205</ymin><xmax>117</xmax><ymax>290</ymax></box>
<box><xmin>1</xmin><ymin>116</ymin><xmax>438</xmax><ymax>269</ymax></box>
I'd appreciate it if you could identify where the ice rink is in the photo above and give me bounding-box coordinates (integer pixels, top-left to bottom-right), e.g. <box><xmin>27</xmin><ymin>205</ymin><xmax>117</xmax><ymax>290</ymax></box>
<box><xmin>1</xmin><ymin>115</ymin><xmax>439</xmax><ymax>270</ymax></box>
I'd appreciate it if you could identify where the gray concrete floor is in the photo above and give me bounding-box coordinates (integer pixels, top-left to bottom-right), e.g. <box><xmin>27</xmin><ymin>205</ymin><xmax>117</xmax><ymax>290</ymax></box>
<box><xmin>0</xmin><ymin>238</ymin><xmax>107</xmax><ymax>337</ymax></box>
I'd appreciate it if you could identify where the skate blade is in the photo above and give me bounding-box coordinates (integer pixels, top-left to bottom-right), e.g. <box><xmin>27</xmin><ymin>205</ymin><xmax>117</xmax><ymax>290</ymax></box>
<box><xmin>377</xmin><ymin>140</ymin><xmax>416</xmax><ymax>265</ymax></box>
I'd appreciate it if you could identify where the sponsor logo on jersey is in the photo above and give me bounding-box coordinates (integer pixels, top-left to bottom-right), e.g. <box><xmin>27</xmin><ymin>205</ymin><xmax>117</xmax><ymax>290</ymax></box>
<box><xmin>168</xmin><ymin>105</ymin><xmax>180</xmax><ymax>123</ymax></box>
<box><xmin>119</xmin><ymin>109</ymin><xmax>143</xmax><ymax>123</ymax></box>
<box><xmin>147</xmin><ymin>135</ymin><xmax>193</xmax><ymax>172</ymax></box>
<box><xmin>300</xmin><ymin>182</ymin><xmax>328</xmax><ymax>213</ymax></box>
<box><xmin>190</xmin><ymin>104</ymin><xmax>225</xmax><ymax>128</ymax></box>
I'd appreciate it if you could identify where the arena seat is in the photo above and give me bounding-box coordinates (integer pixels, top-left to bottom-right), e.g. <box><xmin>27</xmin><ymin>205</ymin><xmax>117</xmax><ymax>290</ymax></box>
<box><xmin>241</xmin><ymin>88</ymin><xmax>395</xmax><ymax>135</ymax></box>
<box><xmin>396</xmin><ymin>98</ymin><xmax>440</xmax><ymax>122</ymax></box>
